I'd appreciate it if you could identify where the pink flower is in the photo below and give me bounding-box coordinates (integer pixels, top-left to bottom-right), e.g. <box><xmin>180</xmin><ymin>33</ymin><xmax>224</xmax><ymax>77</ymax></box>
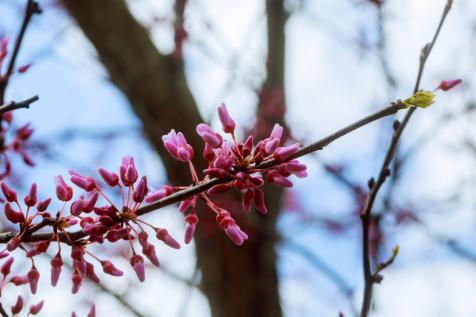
<box><xmin>71</xmin><ymin>269</ymin><xmax>82</xmax><ymax>294</ymax></box>
<box><xmin>162</xmin><ymin>130</ymin><xmax>194</xmax><ymax>162</ymax></box>
<box><xmin>218</xmin><ymin>103</ymin><xmax>236</xmax><ymax>134</ymax></box>
<box><xmin>27</xmin><ymin>265</ymin><xmax>40</xmax><ymax>294</ymax></box>
<box><xmin>145</xmin><ymin>185</ymin><xmax>173</xmax><ymax>203</ymax></box>
<box><xmin>101</xmin><ymin>260</ymin><xmax>123</xmax><ymax>277</ymax></box>
<box><xmin>196</xmin><ymin>123</ymin><xmax>223</xmax><ymax>148</ymax></box>
<box><xmin>130</xmin><ymin>254</ymin><xmax>145</xmax><ymax>282</ymax></box>
<box><xmin>274</xmin><ymin>143</ymin><xmax>300</xmax><ymax>161</ymax></box>
<box><xmin>1</xmin><ymin>182</ymin><xmax>17</xmax><ymax>202</ymax></box>
<box><xmin>5</xmin><ymin>203</ymin><xmax>24</xmax><ymax>223</ymax></box>
<box><xmin>50</xmin><ymin>253</ymin><xmax>63</xmax><ymax>287</ymax></box>
<box><xmin>11</xmin><ymin>296</ymin><xmax>23</xmax><ymax>315</ymax></box>
<box><xmin>29</xmin><ymin>300</ymin><xmax>44</xmax><ymax>315</ymax></box>
<box><xmin>87</xmin><ymin>305</ymin><xmax>96</xmax><ymax>317</ymax></box>
<box><xmin>24</xmin><ymin>182</ymin><xmax>37</xmax><ymax>207</ymax></box>
<box><xmin>18</xmin><ymin>63</ymin><xmax>32</xmax><ymax>74</ymax></box>
<box><xmin>133</xmin><ymin>176</ymin><xmax>148</xmax><ymax>203</ymax></box>
<box><xmin>155</xmin><ymin>228</ymin><xmax>181</xmax><ymax>249</ymax></box>
<box><xmin>69</xmin><ymin>170</ymin><xmax>96</xmax><ymax>192</ymax></box>
<box><xmin>437</xmin><ymin>79</ymin><xmax>462</xmax><ymax>91</ymax></box>
<box><xmin>1</xmin><ymin>257</ymin><xmax>14</xmax><ymax>276</ymax></box>
<box><xmin>120</xmin><ymin>156</ymin><xmax>138</xmax><ymax>186</ymax></box>
<box><xmin>54</xmin><ymin>175</ymin><xmax>73</xmax><ymax>201</ymax></box>
<box><xmin>184</xmin><ymin>214</ymin><xmax>198</xmax><ymax>244</ymax></box>
<box><xmin>37</xmin><ymin>197</ymin><xmax>51</xmax><ymax>212</ymax></box>
<box><xmin>98</xmin><ymin>168</ymin><xmax>119</xmax><ymax>187</ymax></box>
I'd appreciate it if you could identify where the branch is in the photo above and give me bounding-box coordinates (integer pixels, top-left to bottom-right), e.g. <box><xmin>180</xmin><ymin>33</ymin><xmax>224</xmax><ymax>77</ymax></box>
<box><xmin>0</xmin><ymin>0</ymin><xmax>41</xmax><ymax>103</ymax></box>
<box><xmin>0</xmin><ymin>303</ymin><xmax>8</xmax><ymax>317</ymax></box>
<box><xmin>359</xmin><ymin>1</ymin><xmax>453</xmax><ymax>316</ymax></box>
<box><xmin>0</xmin><ymin>95</ymin><xmax>39</xmax><ymax>114</ymax></box>
<box><xmin>0</xmin><ymin>101</ymin><xmax>406</xmax><ymax>244</ymax></box>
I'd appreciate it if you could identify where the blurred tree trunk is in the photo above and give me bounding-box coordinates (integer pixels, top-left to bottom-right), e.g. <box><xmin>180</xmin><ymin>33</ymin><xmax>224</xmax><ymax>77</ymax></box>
<box><xmin>61</xmin><ymin>0</ymin><xmax>288</xmax><ymax>316</ymax></box>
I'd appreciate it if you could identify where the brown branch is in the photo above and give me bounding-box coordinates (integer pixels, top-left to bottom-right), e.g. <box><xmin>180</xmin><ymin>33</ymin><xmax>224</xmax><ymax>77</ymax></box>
<box><xmin>0</xmin><ymin>0</ymin><xmax>41</xmax><ymax>103</ymax></box>
<box><xmin>0</xmin><ymin>100</ymin><xmax>406</xmax><ymax>244</ymax></box>
<box><xmin>0</xmin><ymin>303</ymin><xmax>8</xmax><ymax>317</ymax></box>
<box><xmin>359</xmin><ymin>1</ymin><xmax>453</xmax><ymax>316</ymax></box>
<box><xmin>0</xmin><ymin>95</ymin><xmax>39</xmax><ymax>114</ymax></box>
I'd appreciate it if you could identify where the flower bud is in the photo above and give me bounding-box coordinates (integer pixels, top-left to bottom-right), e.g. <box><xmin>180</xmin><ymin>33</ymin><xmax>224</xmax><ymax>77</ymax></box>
<box><xmin>402</xmin><ymin>91</ymin><xmax>435</xmax><ymax>108</ymax></box>
<box><xmin>218</xmin><ymin>103</ymin><xmax>236</xmax><ymax>134</ymax></box>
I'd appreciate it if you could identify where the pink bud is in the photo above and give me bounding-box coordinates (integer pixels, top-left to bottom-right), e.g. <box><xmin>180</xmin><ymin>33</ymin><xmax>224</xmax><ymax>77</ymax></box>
<box><xmin>101</xmin><ymin>260</ymin><xmax>123</xmax><ymax>277</ymax></box>
<box><xmin>51</xmin><ymin>253</ymin><xmax>63</xmax><ymax>287</ymax></box>
<box><xmin>203</xmin><ymin>143</ymin><xmax>215</xmax><ymax>161</ymax></box>
<box><xmin>270</xmin><ymin>123</ymin><xmax>283</xmax><ymax>140</ymax></box>
<box><xmin>196</xmin><ymin>124</ymin><xmax>222</xmax><ymax>148</ymax></box>
<box><xmin>145</xmin><ymin>185</ymin><xmax>172</xmax><ymax>203</ymax></box>
<box><xmin>203</xmin><ymin>168</ymin><xmax>231</xmax><ymax>179</ymax></box>
<box><xmin>184</xmin><ymin>214</ymin><xmax>198</xmax><ymax>244</ymax></box>
<box><xmin>274</xmin><ymin>143</ymin><xmax>300</xmax><ymax>161</ymax></box>
<box><xmin>162</xmin><ymin>130</ymin><xmax>194</xmax><ymax>162</ymax></box>
<box><xmin>437</xmin><ymin>79</ymin><xmax>462</xmax><ymax>91</ymax></box>
<box><xmin>207</xmin><ymin>184</ymin><xmax>231</xmax><ymax>195</ymax></box>
<box><xmin>70</xmin><ymin>199</ymin><xmax>84</xmax><ymax>216</ymax></box>
<box><xmin>133</xmin><ymin>176</ymin><xmax>148</xmax><ymax>203</ymax></box>
<box><xmin>178</xmin><ymin>196</ymin><xmax>196</xmax><ymax>212</ymax></box>
<box><xmin>10</xmin><ymin>275</ymin><xmax>28</xmax><ymax>286</ymax></box>
<box><xmin>270</xmin><ymin>176</ymin><xmax>293</xmax><ymax>187</ymax></box>
<box><xmin>130</xmin><ymin>254</ymin><xmax>145</xmax><ymax>282</ymax></box>
<box><xmin>218</xmin><ymin>103</ymin><xmax>236</xmax><ymax>134</ymax></box>
<box><xmin>87</xmin><ymin>304</ymin><xmax>96</xmax><ymax>317</ymax></box>
<box><xmin>142</xmin><ymin>243</ymin><xmax>160</xmax><ymax>267</ymax></box>
<box><xmin>18</xmin><ymin>63</ymin><xmax>32</xmax><ymax>73</ymax></box>
<box><xmin>155</xmin><ymin>228</ymin><xmax>181</xmax><ymax>249</ymax></box>
<box><xmin>98</xmin><ymin>168</ymin><xmax>119</xmax><ymax>186</ymax></box>
<box><xmin>224</xmin><ymin>225</ymin><xmax>246</xmax><ymax>246</ymax></box>
<box><xmin>11</xmin><ymin>296</ymin><xmax>23</xmax><ymax>315</ymax></box>
<box><xmin>5</xmin><ymin>202</ymin><xmax>24</xmax><ymax>223</ymax></box>
<box><xmin>1</xmin><ymin>257</ymin><xmax>14</xmax><ymax>276</ymax></box>
<box><xmin>83</xmin><ymin>192</ymin><xmax>99</xmax><ymax>212</ymax></box>
<box><xmin>27</xmin><ymin>266</ymin><xmax>40</xmax><ymax>294</ymax></box>
<box><xmin>238</xmin><ymin>137</ymin><xmax>252</xmax><ymax>157</ymax></box>
<box><xmin>6</xmin><ymin>238</ymin><xmax>19</xmax><ymax>251</ymax></box>
<box><xmin>54</xmin><ymin>176</ymin><xmax>73</xmax><ymax>201</ymax></box>
<box><xmin>24</xmin><ymin>182</ymin><xmax>37</xmax><ymax>207</ymax></box>
<box><xmin>264</xmin><ymin>138</ymin><xmax>280</xmax><ymax>154</ymax></box>
<box><xmin>29</xmin><ymin>300</ymin><xmax>44</xmax><ymax>315</ymax></box>
<box><xmin>242</xmin><ymin>189</ymin><xmax>254</xmax><ymax>212</ymax></box>
<box><xmin>16</xmin><ymin>124</ymin><xmax>34</xmax><ymax>140</ymax></box>
<box><xmin>37</xmin><ymin>197</ymin><xmax>51</xmax><ymax>212</ymax></box>
<box><xmin>86</xmin><ymin>262</ymin><xmax>100</xmax><ymax>283</ymax></box>
<box><xmin>253</xmin><ymin>188</ymin><xmax>267</xmax><ymax>214</ymax></box>
<box><xmin>1</xmin><ymin>182</ymin><xmax>17</xmax><ymax>202</ymax></box>
<box><xmin>69</xmin><ymin>171</ymin><xmax>96</xmax><ymax>191</ymax></box>
<box><xmin>71</xmin><ymin>269</ymin><xmax>82</xmax><ymax>294</ymax></box>
<box><xmin>120</xmin><ymin>156</ymin><xmax>138</xmax><ymax>186</ymax></box>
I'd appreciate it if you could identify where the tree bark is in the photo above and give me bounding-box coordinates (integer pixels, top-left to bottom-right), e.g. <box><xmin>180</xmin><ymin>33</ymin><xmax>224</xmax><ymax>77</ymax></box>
<box><xmin>61</xmin><ymin>1</ymin><xmax>287</xmax><ymax>316</ymax></box>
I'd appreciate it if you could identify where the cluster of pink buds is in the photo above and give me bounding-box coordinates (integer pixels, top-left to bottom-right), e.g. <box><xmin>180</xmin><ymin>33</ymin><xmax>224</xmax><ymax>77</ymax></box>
<box><xmin>0</xmin><ymin>155</ymin><xmax>182</xmax><ymax>299</ymax></box>
<box><xmin>0</xmin><ymin>256</ymin><xmax>44</xmax><ymax>315</ymax></box>
<box><xmin>158</xmin><ymin>103</ymin><xmax>307</xmax><ymax>245</ymax></box>
<box><xmin>0</xmin><ymin>117</ymin><xmax>35</xmax><ymax>179</ymax></box>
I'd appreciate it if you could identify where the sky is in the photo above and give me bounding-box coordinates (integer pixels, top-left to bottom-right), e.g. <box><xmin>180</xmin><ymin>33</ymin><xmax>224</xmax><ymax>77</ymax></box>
<box><xmin>0</xmin><ymin>0</ymin><xmax>476</xmax><ymax>316</ymax></box>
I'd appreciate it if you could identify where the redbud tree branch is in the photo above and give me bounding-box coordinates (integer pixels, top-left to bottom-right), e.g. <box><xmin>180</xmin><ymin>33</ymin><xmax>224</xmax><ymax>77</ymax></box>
<box><xmin>0</xmin><ymin>101</ymin><xmax>406</xmax><ymax>244</ymax></box>
<box><xmin>359</xmin><ymin>1</ymin><xmax>453</xmax><ymax>316</ymax></box>
<box><xmin>0</xmin><ymin>0</ymin><xmax>41</xmax><ymax>103</ymax></box>
<box><xmin>0</xmin><ymin>95</ymin><xmax>39</xmax><ymax>114</ymax></box>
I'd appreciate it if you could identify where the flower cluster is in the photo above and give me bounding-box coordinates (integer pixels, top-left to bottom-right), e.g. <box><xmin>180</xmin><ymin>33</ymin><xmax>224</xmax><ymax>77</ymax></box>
<box><xmin>0</xmin><ymin>156</ymin><xmax>181</xmax><ymax>301</ymax></box>
<box><xmin>158</xmin><ymin>103</ymin><xmax>307</xmax><ymax>245</ymax></box>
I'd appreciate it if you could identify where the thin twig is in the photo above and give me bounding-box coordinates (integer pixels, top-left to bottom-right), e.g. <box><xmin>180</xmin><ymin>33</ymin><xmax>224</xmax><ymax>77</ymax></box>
<box><xmin>359</xmin><ymin>2</ymin><xmax>453</xmax><ymax>316</ymax></box>
<box><xmin>0</xmin><ymin>303</ymin><xmax>8</xmax><ymax>317</ymax></box>
<box><xmin>0</xmin><ymin>0</ymin><xmax>41</xmax><ymax>103</ymax></box>
<box><xmin>0</xmin><ymin>100</ymin><xmax>405</xmax><ymax>244</ymax></box>
<box><xmin>0</xmin><ymin>95</ymin><xmax>39</xmax><ymax>114</ymax></box>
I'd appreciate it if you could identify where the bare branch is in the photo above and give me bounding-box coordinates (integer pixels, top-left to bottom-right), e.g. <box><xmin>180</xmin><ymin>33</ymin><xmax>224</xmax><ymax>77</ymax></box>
<box><xmin>0</xmin><ymin>95</ymin><xmax>39</xmax><ymax>114</ymax></box>
<box><xmin>359</xmin><ymin>2</ymin><xmax>453</xmax><ymax>316</ymax></box>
